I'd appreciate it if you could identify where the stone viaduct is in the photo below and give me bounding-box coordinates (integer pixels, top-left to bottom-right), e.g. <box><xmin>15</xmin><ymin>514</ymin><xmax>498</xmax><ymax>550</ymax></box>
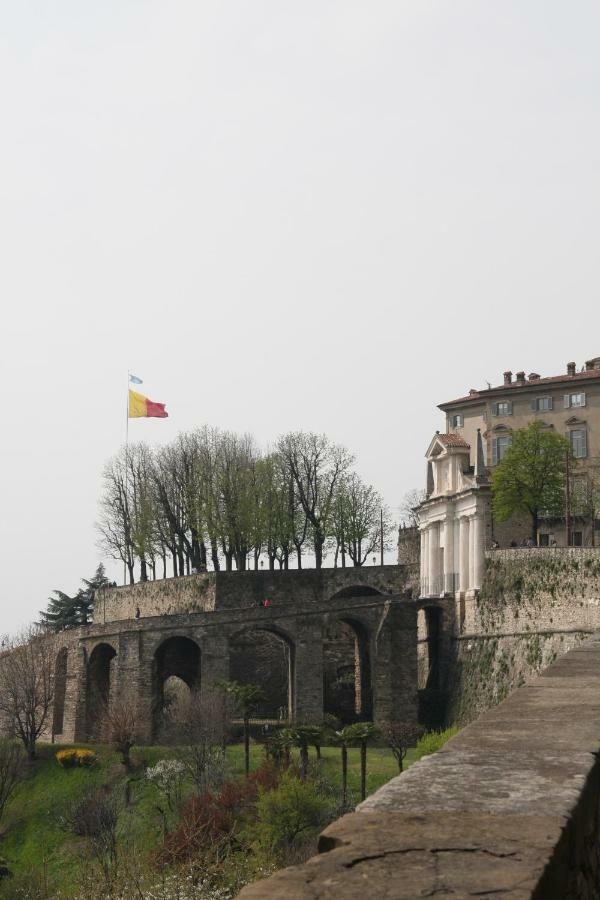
<box><xmin>49</xmin><ymin>565</ymin><xmax>421</xmax><ymax>745</ymax></box>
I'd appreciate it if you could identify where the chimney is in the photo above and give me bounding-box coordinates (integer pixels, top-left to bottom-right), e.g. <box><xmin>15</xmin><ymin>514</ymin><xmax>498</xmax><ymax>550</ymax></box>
<box><xmin>586</xmin><ymin>359</ymin><xmax>595</xmax><ymax>371</ymax></box>
<box><xmin>567</xmin><ymin>361</ymin><xmax>576</xmax><ymax>376</ymax></box>
<box><xmin>528</xmin><ymin>373</ymin><xmax>540</xmax><ymax>381</ymax></box>
<box><xmin>515</xmin><ymin>371</ymin><xmax>525</xmax><ymax>384</ymax></box>
<box><xmin>503</xmin><ymin>371</ymin><xmax>512</xmax><ymax>385</ymax></box>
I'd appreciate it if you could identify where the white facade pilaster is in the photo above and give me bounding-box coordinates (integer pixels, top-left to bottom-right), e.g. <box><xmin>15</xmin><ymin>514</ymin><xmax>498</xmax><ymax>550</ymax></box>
<box><xmin>459</xmin><ymin>517</ymin><xmax>469</xmax><ymax>592</ymax></box>
<box><xmin>472</xmin><ymin>515</ymin><xmax>485</xmax><ymax>590</ymax></box>
<box><xmin>443</xmin><ymin>517</ymin><xmax>454</xmax><ymax>593</ymax></box>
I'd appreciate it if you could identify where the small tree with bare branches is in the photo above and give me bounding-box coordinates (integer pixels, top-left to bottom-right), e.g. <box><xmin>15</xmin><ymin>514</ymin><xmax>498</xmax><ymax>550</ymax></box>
<box><xmin>104</xmin><ymin>700</ymin><xmax>136</xmax><ymax>770</ymax></box>
<box><xmin>0</xmin><ymin>740</ymin><xmax>23</xmax><ymax>822</ymax></box>
<box><xmin>0</xmin><ymin>627</ymin><xmax>55</xmax><ymax>760</ymax></box>
<box><xmin>383</xmin><ymin>722</ymin><xmax>422</xmax><ymax>773</ymax></box>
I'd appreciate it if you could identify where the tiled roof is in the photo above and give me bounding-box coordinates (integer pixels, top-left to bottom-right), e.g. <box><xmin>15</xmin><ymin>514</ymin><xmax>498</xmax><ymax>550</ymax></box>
<box><xmin>440</xmin><ymin>367</ymin><xmax>600</xmax><ymax>408</ymax></box>
<box><xmin>434</xmin><ymin>433</ymin><xmax>471</xmax><ymax>448</ymax></box>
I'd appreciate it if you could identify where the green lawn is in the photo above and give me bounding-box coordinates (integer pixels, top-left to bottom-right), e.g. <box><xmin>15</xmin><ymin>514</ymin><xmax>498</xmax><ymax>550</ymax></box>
<box><xmin>0</xmin><ymin>741</ymin><xmax>414</xmax><ymax>896</ymax></box>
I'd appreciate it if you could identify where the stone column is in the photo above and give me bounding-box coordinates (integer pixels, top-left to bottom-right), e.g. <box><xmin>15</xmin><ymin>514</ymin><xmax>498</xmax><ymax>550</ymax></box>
<box><xmin>468</xmin><ymin>516</ymin><xmax>476</xmax><ymax>591</ymax></box>
<box><xmin>443</xmin><ymin>517</ymin><xmax>454</xmax><ymax>594</ymax></box>
<box><xmin>372</xmin><ymin>600</ymin><xmax>418</xmax><ymax>727</ymax></box>
<box><xmin>65</xmin><ymin>645</ymin><xmax>88</xmax><ymax>743</ymax></box>
<box><xmin>428</xmin><ymin>524</ymin><xmax>439</xmax><ymax>595</ymax></box>
<box><xmin>200</xmin><ymin>632</ymin><xmax>230</xmax><ymax>742</ymax></box>
<box><xmin>472</xmin><ymin>515</ymin><xmax>485</xmax><ymax>590</ymax></box>
<box><xmin>459</xmin><ymin>517</ymin><xmax>469</xmax><ymax>592</ymax></box>
<box><xmin>420</xmin><ymin>529</ymin><xmax>427</xmax><ymax>589</ymax></box>
<box><xmin>294</xmin><ymin>619</ymin><xmax>323</xmax><ymax>723</ymax></box>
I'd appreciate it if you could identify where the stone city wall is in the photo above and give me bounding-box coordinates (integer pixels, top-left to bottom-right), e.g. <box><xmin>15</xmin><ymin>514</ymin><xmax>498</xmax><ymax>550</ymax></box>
<box><xmin>449</xmin><ymin>547</ymin><xmax>600</xmax><ymax>723</ymax></box>
<box><xmin>240</xmin><ymin>635</ymin><xmax>600</xmax><ymax>899</ymax></box>
<box><xmin>94</xmin><ymin>566</ymin><xmax>407</xmax><ymax>624</ymax></box>
<box><xmin>94</xmin><ymin>574</ymin><xmax>217</xmax><ymax>623</ymax></box>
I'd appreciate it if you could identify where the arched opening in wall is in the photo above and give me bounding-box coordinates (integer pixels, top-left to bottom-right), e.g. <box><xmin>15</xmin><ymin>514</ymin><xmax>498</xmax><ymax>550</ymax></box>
<box><xmin>152</xmin><ymin>636</ymin><xmax>201</xmax><ymax>742</ymax></box>
<box><xmin>161</xmin><ymin>675</ymin><xmax>193</xmax><ymax>741</ymax></box>
<box><xmin>52</xmin><ymin>648</ymin><xmax>68</xmax><ymax>737</ymax></box>
<box><xmin>323</xmin><ymin>618</ymin><xmax>372</xmax><ymax>724</ymax></box>
<box><xmin>424</xmin><ymin>607</ymin><xmax>442</xmax><ymax>689</ymax></box>
<box><xmin>86</xmin><ymin>643</ymin><xmax>117</xmax><ymax>741</ymax></box>
<box><xmin>229</xmin><ymin>628</ymin><xmax>294</xmax><ymax>721</ymax></box>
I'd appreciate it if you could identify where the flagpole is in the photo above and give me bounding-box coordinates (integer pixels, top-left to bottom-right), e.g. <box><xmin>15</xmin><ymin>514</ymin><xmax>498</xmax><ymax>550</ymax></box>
<box><xmin>124</xmin><ymin>371</ymin><xmax>130</xmax><ymax>586</ymax></box>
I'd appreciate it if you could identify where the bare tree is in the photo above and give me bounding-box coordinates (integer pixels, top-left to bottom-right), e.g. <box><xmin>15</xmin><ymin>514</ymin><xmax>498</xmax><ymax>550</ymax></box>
<box><xmin>177</xmin><ymin>691</ymin><xmax>229</xmax><ymax>793</ymax></box>
<box><xmin>332</xmin><ymin>473</ymin><xmax>394</xmax><ymax>566</ymax></box>
<box><xmin>278</xmin><ymin>432</ymin><xmax>353</xmax><ymax>568</ymax></box>
<box><xmin>399</xmin><ymin>489</ymin><xmax>426</xmax><ymax>528</ymax></box>
<box><xmin>572</xmin><ymin>460</ymin><xmax>600</xmax><ymax>547</ymax></box>
<box><xmin>0</xmin><ymin>740</ymin><xmax>23</xmax><ymax>822</ymax></box>
<box><xmin>383</xmin><ymin>722</ymin><xmax>422</xmax><ymax>772</ymax></box>
<box><xmin>104</xmin><ymin>700</ymin><xmax>136</xmax><ymax>770</ymax></box>
<box><xmin>97</xmin><ymin>450</ymin><xmax>136</xmax><ymax>584</ymax></box>
<box><xmin>0</xmin><ymin>627</ymin><xmax>55</xmax><ymax>759</ymax></box>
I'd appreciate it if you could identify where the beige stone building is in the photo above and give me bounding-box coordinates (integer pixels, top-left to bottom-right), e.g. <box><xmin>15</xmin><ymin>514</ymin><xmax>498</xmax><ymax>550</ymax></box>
<box><xmin>439</xmin><ymin>356</ymin><xmax>600</xmax><ymax>547</ymax></box>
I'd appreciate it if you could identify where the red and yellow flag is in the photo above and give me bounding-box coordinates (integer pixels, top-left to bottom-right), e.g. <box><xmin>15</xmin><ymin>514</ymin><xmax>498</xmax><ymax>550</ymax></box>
<box><xmin>128</xmin><ymin>389</ymin><xmax>168</xmax><ymax>419</ymax></box>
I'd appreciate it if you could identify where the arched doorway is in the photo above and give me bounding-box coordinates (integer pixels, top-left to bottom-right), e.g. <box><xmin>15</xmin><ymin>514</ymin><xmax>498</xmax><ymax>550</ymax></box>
<box><xmin>52</xmin><ymin>648</ymin><xmax>68</xmax><ymax>738</ymax></box>
<box><xmin>229</xmin><ymin>627</ymin><xmax>294</xmax><ymax>721</ymax></box>
<box><xmin>323</xmin><ymin>618</ymin><xmax>372</xmax><ymax>724</ymax></box>
<box><xmin>86</xmin><ymin>643</ymin><xmax>117</xmax><ymax>740</ymax></box>
<box><xmin>152</xmin><ymin>636</ymin><xmax>201</xmax><ymax>741</ymax></box>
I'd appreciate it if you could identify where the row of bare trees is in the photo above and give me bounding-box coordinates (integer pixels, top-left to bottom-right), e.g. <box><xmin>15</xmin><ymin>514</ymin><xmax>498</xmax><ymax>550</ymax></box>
<box><xmin>97</xmin><ymin>429</ymin><xmax>394</xmax><ymax>583</ymax></box>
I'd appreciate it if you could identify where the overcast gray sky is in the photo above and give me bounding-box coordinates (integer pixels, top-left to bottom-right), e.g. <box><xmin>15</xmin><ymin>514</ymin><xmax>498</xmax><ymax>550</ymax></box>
<box><xmin>1</xmin><ymin>1</ymin><xmax>599</xmax><ymax>631</ymax></box>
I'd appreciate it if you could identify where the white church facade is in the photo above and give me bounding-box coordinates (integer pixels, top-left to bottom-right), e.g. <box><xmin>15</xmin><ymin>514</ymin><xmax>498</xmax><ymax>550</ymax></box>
<box><xmin>418</xmin><ymin>430</ymin><xmax>491</xmax><ymax>598</ymax></box>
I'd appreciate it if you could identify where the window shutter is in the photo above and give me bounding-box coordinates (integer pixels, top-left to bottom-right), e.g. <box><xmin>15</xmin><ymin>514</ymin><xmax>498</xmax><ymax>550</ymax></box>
<box><xmin>507</xmin><ymin>401</ymin><xmax>513</xmax><ymax>415</ymax></box>
<box><xmin>492</xmin><ymin>402</ymin><xmax>498</xmax><ymax>416</ymax></box>
<box><xmin>530</xmin><ymin>399</ymin><xmax>537</xmax><ymax>411</ymax></box>
<box><xmin>582</xmin><ymin>430</ymin><xmax>588</xmax><ymax>457</ymax></box>
<box><xmin>581</xmin><ymin>392</ymin><xmax>586</xmax><ymax>407</ymax></box>
<box><xmin>548</xmin><ymin>397</ymin><xmax>553</xmax><ymax>410</ymax></box>
<box><xmin>564</xmin><ymin>394</ymin><xmax>570</xmax><ymax>408</ymax></box>
<box><xmin>492</xmin><ymin>438</ymin><xmax>498</xmax><ymax>465</ymax></box>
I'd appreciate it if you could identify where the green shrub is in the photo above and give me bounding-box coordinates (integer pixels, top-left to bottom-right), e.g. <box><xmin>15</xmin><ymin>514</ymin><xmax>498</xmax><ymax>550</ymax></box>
<box><xmin>413</xmin><ymin>726</ymin><xmax>459</xmax><ymax>761</ymax></box>
<box><xmin>253</xmin><ymin>772</ymin><xmax>333</xmax><ymax>859</ymax></box>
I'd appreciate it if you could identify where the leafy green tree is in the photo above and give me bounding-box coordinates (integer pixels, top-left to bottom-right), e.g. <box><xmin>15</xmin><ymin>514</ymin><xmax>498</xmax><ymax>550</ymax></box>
<box><xmin>218</xmin><ymin>680</ymin><xmax>265</xmax><ymax>775</ymax></box>
<box><xmin>492</xmin><ymin>422</ymin><xmax>571</xmax><ymax>542</ymax></box>
<box><xmin>345</xmin><ymin>722</ymin><xmax>378</xmax><ymax>801</ymax></box>
<box><xmin>289</xmin><ymin>725</ymin><xmax>323</xmax><ymax>781</ymax></box>
<box><xmin>39</xmin><ymin>564</ymin><xmax>109</xmax><ymax>631</ymax></box>
<box><xmin>332</xmin><ymin>726</ymin><xmax>355</xmax><ymax>807</ymax></box>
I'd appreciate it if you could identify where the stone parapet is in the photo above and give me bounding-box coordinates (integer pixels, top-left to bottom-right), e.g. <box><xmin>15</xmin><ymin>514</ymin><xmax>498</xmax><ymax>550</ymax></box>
<box><xmin>239</xmin><ymin>635</ymin><xmax>600</xmax><ymax>898</ymax></box>
<box><xmin>93</xmin><ymin>565</ymin><xmax>407</xmax><ymax>624</ymax></box>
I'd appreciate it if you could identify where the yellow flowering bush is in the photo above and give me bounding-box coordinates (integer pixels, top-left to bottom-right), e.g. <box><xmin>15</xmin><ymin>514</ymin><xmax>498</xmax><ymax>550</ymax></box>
<box><xmin>56</xmin><ymin>748</ymin><xmax>97</xmax><ymax>769</ymax></box>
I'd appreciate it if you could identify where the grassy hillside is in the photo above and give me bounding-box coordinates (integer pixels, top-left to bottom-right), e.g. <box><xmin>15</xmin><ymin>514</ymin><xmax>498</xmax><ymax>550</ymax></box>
<box><xmin>0</xmin><ymin>741</ymin><xmax>416</xmax><ymax>898</ymax></box>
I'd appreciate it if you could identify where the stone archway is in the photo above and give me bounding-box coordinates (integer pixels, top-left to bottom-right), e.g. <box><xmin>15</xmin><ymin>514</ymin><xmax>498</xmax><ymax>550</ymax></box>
<box><xmin>86</xmin><ymin>642</ymin><xmax>117</xmax><ymax>740</ymax></box>
<box><xmin>323</xmin><ymin>617</ymin><xmax>372</xmax><ymax>724</ymax></box>
<box><xmin>152</xmin><ymin>636</ymin><xmax>201</xmax><ymax>740</ymax></box>
<box><xmin>229</xmin><ymin>626</ymin><xmax>295</xmax><ymax>721</ymax></box>
<box><xmin>52</xmin><ymin>648</ymin><xmax>68</xmax><ymax>737</ymax></box>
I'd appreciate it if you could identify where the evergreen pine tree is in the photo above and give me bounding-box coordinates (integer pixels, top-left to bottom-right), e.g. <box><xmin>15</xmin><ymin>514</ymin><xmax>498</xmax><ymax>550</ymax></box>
<box><xmin>39</xmin><ymin>563</ymin><xmax>111</xmax><ymax>631</ymax></box>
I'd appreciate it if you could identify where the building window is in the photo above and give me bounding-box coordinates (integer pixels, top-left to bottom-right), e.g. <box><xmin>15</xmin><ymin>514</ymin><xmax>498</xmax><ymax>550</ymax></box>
<box><xmin>532</xmin><ymin>397</ymin><xmax>552</xmax><ymax>411</ymax></box>
<box><xmin>492</xmin><ymin>401</ymin><xmax>512</xmax><ymax>416</ymax></box>
<box><xmin>451</xmin><ymin>414</ymin><xmax>464</xmax><ymax>428</ymax></box>
<box><xmin>564</xmin><ymin>392</ymin><xmax>586</xmax><ymax>408</ymax></box>
<box><xmin>568</xmin><ymin>429</ymin><xmax>587</xmax><ymax>459</ymax></box>
<box><xmin>492</xmin><ymin>434</ymin><xmax>512</xmax><ymax>464</ymax></box>
<box><xmin>571</xmin><ymin>531</ymin><xmax>583</xmax><ymax>547</ymax></box>
<box><xmin>539</xmin><ymin>534</ymin><xmax>549</xmax><ymax>547</ymax></box>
